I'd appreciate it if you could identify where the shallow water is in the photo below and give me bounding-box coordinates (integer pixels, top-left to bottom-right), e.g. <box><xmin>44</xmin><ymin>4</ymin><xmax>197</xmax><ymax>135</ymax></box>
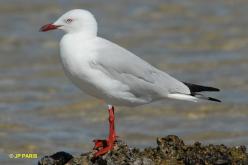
<box><xmin>0</xmin><ymin>0</ymin><xmax>248</xmax><ymax>164</ymax></box>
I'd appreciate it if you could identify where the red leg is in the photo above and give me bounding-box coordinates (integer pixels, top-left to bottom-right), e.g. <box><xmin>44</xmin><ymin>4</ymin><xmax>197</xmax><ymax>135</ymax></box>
<box><xmin>93</xmin><ymin>105</ymin><xmax>117</xmax><ymax>157</ymax></box>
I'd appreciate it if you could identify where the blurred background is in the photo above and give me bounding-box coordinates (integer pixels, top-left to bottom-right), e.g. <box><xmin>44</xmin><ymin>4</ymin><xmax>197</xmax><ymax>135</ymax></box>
<box><xmin>0</xmin><ymin>0</ymin><xmax>248</xmax><ymax>164</ymax></box>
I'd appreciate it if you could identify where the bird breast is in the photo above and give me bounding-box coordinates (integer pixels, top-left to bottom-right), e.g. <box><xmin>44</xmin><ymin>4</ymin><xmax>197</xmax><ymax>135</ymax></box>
<box><xmin>59</xmin><ymin>34</ymin><xmax>103</xmax><ymax>96</ymax></box>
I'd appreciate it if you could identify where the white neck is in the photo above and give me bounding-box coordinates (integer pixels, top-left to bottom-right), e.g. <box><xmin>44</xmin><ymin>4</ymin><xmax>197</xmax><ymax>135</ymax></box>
<box><xmin>66</xmin><ymin>23</ymin><xmax>97</xmax><ymax>37</ymax></box>
<box><xmin>68</xmin><ymin>31</ymin><xmax>97</xmax><ymax>40</ymax></box>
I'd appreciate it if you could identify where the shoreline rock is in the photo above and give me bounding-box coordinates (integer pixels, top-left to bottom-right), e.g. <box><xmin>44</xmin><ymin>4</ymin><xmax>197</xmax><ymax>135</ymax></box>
<box><xmin>38</xmin><ymin>135</ymin><xmax>248</xmax><ymax>165</ymax></box>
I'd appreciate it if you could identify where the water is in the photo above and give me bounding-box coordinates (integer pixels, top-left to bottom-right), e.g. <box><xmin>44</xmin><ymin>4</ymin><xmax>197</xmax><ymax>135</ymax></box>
<box><xmin>0</xmin><ymin>0</ymin><xmax>248</xmax><ymax>164</ymax></box>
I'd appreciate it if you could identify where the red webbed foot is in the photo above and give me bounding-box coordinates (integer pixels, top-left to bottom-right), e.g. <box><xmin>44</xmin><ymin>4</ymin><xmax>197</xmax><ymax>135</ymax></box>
<box><xmin>93</xmin><ymin>139</ymin><xmax>108</xmax><ymax>150</ymax></box>
<box><xmin>93</xmin><ymin>139</ymin><xmax>115</xmax><ymax>157</ymax></box>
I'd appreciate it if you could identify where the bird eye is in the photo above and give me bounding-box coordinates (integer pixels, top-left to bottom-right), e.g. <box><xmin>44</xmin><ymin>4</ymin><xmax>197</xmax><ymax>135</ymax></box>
<box><xmin>66</xmin><ymin>18</ymin><xmax>73</xmax><ymax>24</ymax></box>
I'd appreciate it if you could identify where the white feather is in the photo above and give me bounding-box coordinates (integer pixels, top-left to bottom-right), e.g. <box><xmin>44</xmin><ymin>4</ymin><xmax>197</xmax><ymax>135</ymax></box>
<box><xmin>167</xmin><ymin>94</ymin><xmax>198</xmax><ymax>102</ymax></box>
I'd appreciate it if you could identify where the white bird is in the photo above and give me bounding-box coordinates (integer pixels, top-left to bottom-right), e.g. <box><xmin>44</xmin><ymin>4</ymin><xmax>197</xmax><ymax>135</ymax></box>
<box><xmin>40</xmin><ymin>9</ymin><xmax>220</xmax><ymax>157</ymax></box>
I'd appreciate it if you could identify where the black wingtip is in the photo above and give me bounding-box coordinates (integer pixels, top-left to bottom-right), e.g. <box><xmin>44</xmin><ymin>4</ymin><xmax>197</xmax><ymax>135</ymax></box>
<box><xmin>208</xmin><ymin>97</ymin><xmax>221</xmax><ymax>103</ymax></box>
<box><xmin>183</xmin><ymin>82</ymin><xmax>220</xmax><ymax>93</ymax></box>
<box><xmin>209</xmin><ymin>87</ymin><xmax>220</xmax><ymax>92</ymax></box>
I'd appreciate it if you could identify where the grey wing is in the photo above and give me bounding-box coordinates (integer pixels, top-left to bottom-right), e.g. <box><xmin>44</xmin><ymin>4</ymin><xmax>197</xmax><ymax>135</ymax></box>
<box><xmin>92</xmin><ymin>38</ymin><xmax>190</xmax><ymax>99</ymax></box>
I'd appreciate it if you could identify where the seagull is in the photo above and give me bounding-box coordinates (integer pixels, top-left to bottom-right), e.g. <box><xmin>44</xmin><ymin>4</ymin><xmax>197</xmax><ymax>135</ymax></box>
<box><xmin>40</xmin><ymin>9</ymin><xmax>220</xmax><ymax>157</ymax></box>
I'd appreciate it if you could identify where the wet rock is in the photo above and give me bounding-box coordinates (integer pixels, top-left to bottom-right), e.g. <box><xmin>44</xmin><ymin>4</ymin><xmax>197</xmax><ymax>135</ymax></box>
<box><xmin>38</xmin><ymin>151</ymin><xmax>73</xmax><ymax>165</ymax></box>
<box><xmin>38</xmin><ymin>135</ymin><xmax>248</xmax><ymax>165</ymax></box>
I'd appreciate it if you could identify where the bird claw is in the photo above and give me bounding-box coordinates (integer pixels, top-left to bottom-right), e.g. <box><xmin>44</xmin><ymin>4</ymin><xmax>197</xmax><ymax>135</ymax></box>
<box><xmin>92</xmin><ymin>137</ymin><xmax>118</xmax><ymax>157</ymax></box>
<box><xmin>93</xmin><ymin>135</ymin><xmax>119</xmax><ymax>149</ymax></box>
<box><xmin>94</xmin><ymin>145</ymin><xmax>113</xmax><ymax>157</ymax></box>
<box><xmin>93</xmin><ymin>139</ymin><xmax>108</xmax><ymax>149</ymax></box>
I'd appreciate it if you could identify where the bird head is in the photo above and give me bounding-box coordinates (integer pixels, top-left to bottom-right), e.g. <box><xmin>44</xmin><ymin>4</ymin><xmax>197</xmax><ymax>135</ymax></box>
<box><xmin>40</xmin><ymin>9</ymin><xmax>97</xmax><ymax>35</ymax></box>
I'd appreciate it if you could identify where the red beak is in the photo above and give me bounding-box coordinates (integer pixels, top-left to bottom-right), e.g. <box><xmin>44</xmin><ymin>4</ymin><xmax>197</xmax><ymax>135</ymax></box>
<box><xmin>40</xmin><ymin>23</ymin><xmax>61</xmax><ymax>32</ymax></box>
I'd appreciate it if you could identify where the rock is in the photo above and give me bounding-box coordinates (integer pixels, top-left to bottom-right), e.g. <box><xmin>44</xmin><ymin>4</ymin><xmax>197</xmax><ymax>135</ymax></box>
<box><xmin>38</xmin><ymin>135</ymin><xmax>248</xmax><ymax>165</ymax></box>
<box><xmin>38</xmin><ymin>151</ymin><xmax>73</xmax><ymax>165</ymax></box>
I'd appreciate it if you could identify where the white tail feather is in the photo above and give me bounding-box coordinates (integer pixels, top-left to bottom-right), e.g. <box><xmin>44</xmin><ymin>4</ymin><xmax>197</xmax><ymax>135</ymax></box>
<box><xmin>167</xmin><ymin>94</ymin><xmax>198</xmax><ymax>102</ymax></box>
<box><xmin>167</xmin><ymin>93</ymin><xmax>221</xmax><ymax>102</ymax></box>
